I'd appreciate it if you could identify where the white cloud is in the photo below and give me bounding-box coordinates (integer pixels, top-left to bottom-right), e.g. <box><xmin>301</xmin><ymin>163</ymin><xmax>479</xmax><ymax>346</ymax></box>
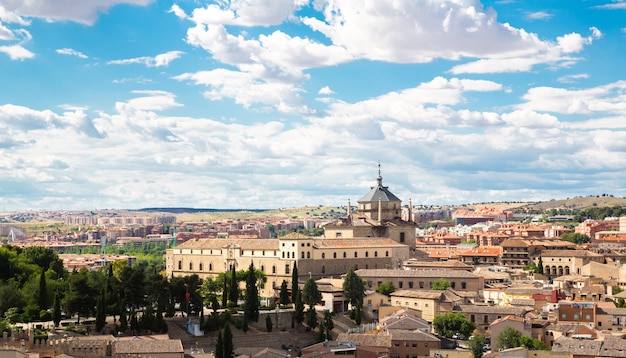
<box><xmin>318</xmin><ymin>86</ymin><xmax>335</xmax><ymax>95</ymax></box>
<box><xmin>189</xmin><ymin>0</ymin><xmax>305</xmax><ymax>27</ymax></box>
<box><xmin>518</xmin><ymin>81</ymin><xmax>626</xmax><ymax>115</ymax></box>
<box><xmin>168</xmin><ymin>4</ymin><xmax>187</xmax><ymax>19</ymax></box>
<box><xmin>0</xmin><ymin>44</ymin><xmax>34</xmax><ymax>60</ymax></box>
<box><xmin>593</xmin><ymin>1</ymin><xmax>626</xmax><ymax>10</ymax></box>
<box><xmin>115</xmin><ymin>90</ymin><xmax>183</xmax><ymax>112</ymax></box>
<box><xmin>501</xmin><ymin>110</ymin><xmax>560</xmax><ymax>128</ymax></box>
<box><xmin>0</xmin><ymin>21</ymin><xmax>15</xmax><ymax>40</ymax></box>
<box><xmin>557</xmin><ymin>73</ymin><xmax>590</xmax><ymax>83</ymax></box>
<box><xmin>174</xmin><ymin>69</ymin><xmax>314</xmax><ymax>114</ymax></box>
<box><xmin>302</xmin><ymin>0</ymin><xmax>548</xmax><ymax>64</ymax></box>
<box><xmin>56</xmin><ymin>48</ymin><xmax>88</xmax><ymax>59</ymax></box>
<box><xmin>0</xmin><ymin>0</ymin><xmax>153</xmax><ymax>25</ymax></box>
<box><xmin>0</xmin><ymin>6</ymin><xmax>30</xmax><ymax>25</ymax></box>
<box><xmin>108</xmin><ymin>50</ymin><xmax>184</xmax><ymax>67</ymax></box>
<box><xmin>525</xmin><ymin>11</ymin><xmax>552</xmax><ymax>20</ymax></box>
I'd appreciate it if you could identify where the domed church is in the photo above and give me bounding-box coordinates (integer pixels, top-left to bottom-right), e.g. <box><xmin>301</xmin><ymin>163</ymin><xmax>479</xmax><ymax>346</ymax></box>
<box><xmin>323</xmin><ymin>165</ymin><xmax>416</xmax><ymax>250</ymax></box>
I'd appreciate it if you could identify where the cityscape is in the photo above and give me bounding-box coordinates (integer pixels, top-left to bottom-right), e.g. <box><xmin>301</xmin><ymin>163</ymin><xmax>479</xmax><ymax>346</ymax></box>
<box><xmin>2</xmin><ymin>171</ymin><xmax>626</xmax><ymax>357</ymax></box>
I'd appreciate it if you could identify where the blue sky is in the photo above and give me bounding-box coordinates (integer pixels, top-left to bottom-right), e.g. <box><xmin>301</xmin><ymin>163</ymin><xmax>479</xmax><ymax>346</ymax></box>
<box><xmin>0</xmin><ymin>0</ymin><xmax>625</xmax><ymax>210</ymax></box>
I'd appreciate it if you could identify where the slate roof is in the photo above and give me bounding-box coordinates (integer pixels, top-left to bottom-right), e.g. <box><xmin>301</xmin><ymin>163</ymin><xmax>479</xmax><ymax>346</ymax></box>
<box><xmin>358</xmin><ymin>171</ymin><xmax>401</xmax><ymax>203</ymax></box>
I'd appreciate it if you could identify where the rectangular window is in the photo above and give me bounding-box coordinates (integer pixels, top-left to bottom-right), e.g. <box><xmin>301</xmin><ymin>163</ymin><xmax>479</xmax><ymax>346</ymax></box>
<box><xmin>409</xmin><ymin>281</ymin><xmax>414</xmax><ymax>289</ymax></box>
<box><xmin>419</xmin><ymin>281</ymin><xmax>424</xmax><ymax>289</ymax></box>
<box><xmin>400</xmin><ymin>232</ymin><xmax>405</xmax><ymax>243</ymax></box>
<box><xmin>399</xmin><ymin>281</ymin><xmax>403</xmax><ymax>288</ymax></box>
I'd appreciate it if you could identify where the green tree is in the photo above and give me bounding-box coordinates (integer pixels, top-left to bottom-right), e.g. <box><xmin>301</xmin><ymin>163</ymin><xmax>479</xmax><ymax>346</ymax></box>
<box><xmin>432</xmin><ymin>312</ymin><xmax>476</xmax><ymax>338</ymax></box>
<box><xmin>37</xmin><ymin>267</ymin><xmax>48</xmax><ymax>310</ymax></box>
<box><xmin>497</xmin><ymin>327</ymin><xmax>522</xmax><ymax>350</ymax></box>
<box><xmin>431</xmin><ymin>278</ymin><xmax>451</xmax><ymax>290</ymax></box>
<box><xmin>64</xmin><ymin>269</ymin><xmax>98</xmax><ymax>324</ymax></box>
<box><xmin>266</xmin><ymin>315</ymin><xmax>273</xmax><ymax>332</ymax></box>
<box><xmin>467</xmin><ymin>334</ymin><xmax>487</xmax><ymax>358</ymax></box>
<box><xmin>244</xmin><ymin>263</ymin><xmax>260</xmax><ymax>322</ymax></box>
<box><xmin>22</xmin><ymin>246</ymin><xmax>64</xmax><ymax>276</ymax></box>
<box><xmin>215</xmin><ymin>329</ymin><xmax>224</xmax><ymax>358</ymax></box>
<box><xmin>302</xmin><ymin>278</ymin><xmax>322</xmax><ymax>307</ymax></box>
<box><xmin>294</xmin><ymin>290</ymin><xmax>305</xmax><ymax>325</ymax></box>
<box><xmin>279</xmin><ymin>280</ymin><xmax>290</xmax><ymax>306</ymax></box>
<box><xmin>376</xmin><ymin>281</ymin><xmax>395</xmax><ymax>296</ymax></box>
<box><xmin>229</xmin><ymin>265</ymin><xmax>238</xmax><ymax>306</ymax></box>
<box><xmin>52</xmin><ymin>291</ymin><xmax>62</xmax><ymax>327</ymax></box>
<box><xmin>342</xmin><ymin>268</ymin><xmax>365</xmax><ymax>311</ymax></box>
<box><xmin>560</xmin><ymin>233</ymin><xmax>591</xmax><ymax>245</ymax></box>
<box><xmin>291</xmin><ymin>262</ymin><xmax>299</xmax><ymax>304</ymax></box>
<box><xmin>95</xmin><ymin>287</ymin><xmax>106</xmax><ymax>333</ymax></box>
<box><xmin>618</xmin><ymin>297</ymin><xmax>626</xmax><ymax>308</ymax></box>
<box><xmin>319</xmin><ymin>310</ymin><xmax>334</xmax><ymax>341</ymax></box>
<box><xmin>223</xmin><ymin>323</ymin><xmax>234</xmax><ymax>358</ymax></box>
<box><xmin>537</xmin><ymin>256</ymin><xmax>544</xmax><ymax>274</ymax></box>
<box><xmin>306</xmin><ymin>307</ymin><xmax>318</xmax><ymax>330</ymax></box>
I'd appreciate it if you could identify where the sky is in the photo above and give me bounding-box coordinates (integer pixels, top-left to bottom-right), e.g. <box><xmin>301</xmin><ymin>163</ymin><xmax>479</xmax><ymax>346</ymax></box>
<box><xmin>0</xmin><ymin>0</ymin><xmax>625</xmax><ymax>211</ymax></box>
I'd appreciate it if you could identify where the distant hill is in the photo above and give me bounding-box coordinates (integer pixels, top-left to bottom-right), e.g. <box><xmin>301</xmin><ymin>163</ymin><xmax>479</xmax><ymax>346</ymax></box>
<box><xmin>513</xmin><ymin>195</ymin><xmax>626</xmax><ymax>212</ymax></box>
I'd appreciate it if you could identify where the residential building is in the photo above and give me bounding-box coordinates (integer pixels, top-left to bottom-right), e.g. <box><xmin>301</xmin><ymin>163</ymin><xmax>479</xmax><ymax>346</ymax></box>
<box><xmin>541</xmin><ymin>250</ymin><xmax>604</xmax><ymax>277</ymax></box>
<box><xmin>355</xmin><ymin>269</ymin><xmax>484</xmax><ymax>294</ymax></box>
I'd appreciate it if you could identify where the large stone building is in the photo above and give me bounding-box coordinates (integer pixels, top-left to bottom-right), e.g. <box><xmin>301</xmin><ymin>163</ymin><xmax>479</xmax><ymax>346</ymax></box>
<box><xmin>323</xmin><ymin>167</ymin><xmax>417</xmax><ymax>250</ymax></box>
<box><xmin>165</xmin><ymin>170</ymin><xmax>413</xmax><ymax>297</ymax></box>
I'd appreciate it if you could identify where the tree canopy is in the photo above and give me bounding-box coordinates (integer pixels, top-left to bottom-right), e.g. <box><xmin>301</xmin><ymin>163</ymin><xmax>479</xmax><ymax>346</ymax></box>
<box><xmin>432</xmin><ymin>312</ymin><xmax>476</xmax><ymax>338</ymax></box>
<box><xmin>342</xmin><ymin>268</ymin><xmax>365</xmax><ymax>307</ymax></box>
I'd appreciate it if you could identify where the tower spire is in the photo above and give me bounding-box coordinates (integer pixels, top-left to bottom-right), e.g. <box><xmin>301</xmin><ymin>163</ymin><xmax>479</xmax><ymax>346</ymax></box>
<box><xmin>377</xmin><ymin>162</ymin><xmax>383</xmax><ymax>187</ymax></box>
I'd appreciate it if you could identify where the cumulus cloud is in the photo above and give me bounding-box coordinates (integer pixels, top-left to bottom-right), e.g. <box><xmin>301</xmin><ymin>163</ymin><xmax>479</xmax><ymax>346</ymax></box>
<box><xmin>557</xmin><ymin>73</ymin><xmax>590</xmax><ymax>83</ymax></box>
<box><xmin>518</xmin><ymin>81</ymin><xmax>626</xmax><ymax>115</ymax></box>
<box><xmin>0</xmin><ymin>44</ymin><xmax>34</xmax><ymax>60</ymax></box>
<box><xmin>0</xmin><ymin>0</ymin><xmax>153</xmax><ymax>25</ymax></box>
<box><xmin>108</xmin><ymin>50</ymin><xmax>184</xmax><ymax>67</ymax></box>
<box><xmin>0</xmin><ymin>21</ymin><xmax>15</xmax><ymax>40</ymax></box>
<box><xmin>188</xmin><ymin>0</ymin><xmax>306</xmax><ymax>26</ymax></box>
<box><xmin>56</xmin><ymin>48</ymin><xmax>88</xmax><ymax>59</ymax></box>
<box><xmin>318</xmin><ymin>86</ymin><xmax>335</xmax><ymax>95</ymax></box>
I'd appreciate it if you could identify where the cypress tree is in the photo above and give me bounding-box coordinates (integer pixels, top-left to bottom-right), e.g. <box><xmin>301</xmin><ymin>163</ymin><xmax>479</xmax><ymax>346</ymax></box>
<box><xmin>229</xmin><ymin>266</ymin><xmax>238</xmax><ymax>306</ymax></box>
<box><xmin>291</xmin><ymin>262</ymin><xmax>299</xmax><ymax>304</ymax></box>
<box><xmin>38</xmin><ymin>267</ymin><xmax>48</xmax><ymax>310</ymax></box>
<box><xmin>215</xmin><ymin>329</ymin><xmax>224</xmax><ymax>358</ymax></box>
<box><xmin>52</xmin><ymin>291</ymin><xmax>62</xmax><ymax>328</ymax></box>
<box><xmin>222</xmin><ymin>276</ymin><xmax>228</xmax><ymax>307</ymax></box>
<box><xmin>244</xmin><ymin>262</ymin><xmax>259</xmax><ymax>322</ymax></box>
<box><xmin>223</xmin><ymin>323</ymin><xmax>234</xmax><ymax>358</ymax></box>
<box><xmin>279</xmin><ymin>280</ymin><xmax>290</xmax><ymax>306</ymax></box>
<box><xmin>95</xmin><ymin>287</ymin><xmax>106</xmax><ymax>332</ymax></box>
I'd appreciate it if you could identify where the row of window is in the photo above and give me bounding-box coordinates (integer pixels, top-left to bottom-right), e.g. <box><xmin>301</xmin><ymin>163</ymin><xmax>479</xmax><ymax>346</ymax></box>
<box><xmin>321</xmin><ymin>251</ymin><xmax>390</xmax><ymax>259</ymax></box>
<box><xmin>378</xmin><ymin>280</ymin><xmax>467</xmax><ymax>289</ymax></box>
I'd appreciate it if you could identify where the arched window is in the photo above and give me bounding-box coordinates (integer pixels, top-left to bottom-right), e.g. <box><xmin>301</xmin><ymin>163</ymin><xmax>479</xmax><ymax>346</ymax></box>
<box><xmin>307</xmin><ymin>252</ymin><xmax>310</xmax><ymax>259</ymax></box>
<box><xmin>365</xmin><ymin>252</ymin><xmax>369</xmax><ymax>258</ymax></box>
<box><xmin>178</xmin><ymin>261</ymin><xmax>182</xmax><ymax>270</ymax></box>
<box><xmin>282</xmin><ymin>252</ymin><xmax>285</xmax><ymax>258</ymax></box>
<box><xmin>272</xmin><ymin>266</ymin><xmax>276</xmax><ymax>274</ymax></box>
<box><xmin>354</xmin><ymin>252</ymin><xmax>358</xmax><ymax>258</ymax></box>
<box><xmin>261</xmin><ymin>265</ymin><xmax>265</xmax><ymax>272</ymax></box>
<box><xmin>343</xmin><ymin>252</ymin><xmax>347</xmax><ymax>258</ymax></box>
<box><xmin>189</xmin><ymin>262</ymin><xmax>193</xmax><ymax>270</ymax></box>
<box><xmin>209</xmin><ymin>263</ymin><xmax>213</xmax><ymax>271</ymax></box>
<box><xmin>385</xmin><ymin>251</ymin><xmax>389</xmax><ymax>257</ymax></box>
<box><xmin>374</xmin><ymin>251</ymin><xmax>378</xmax><ymax>257</ymax></box>
<box><xmin>301</xmin><ymin>252</ymin><xmax>305</xmax><ymax>259</ymax></box>
<box><xmin>199</xmin><ymin>263</ymin><xmax>203</xmax><ymax>271</ymax></box>
<box><xmin>322</xmin><ymin>253</ymin><xmax>326</xmax><ymax>259</ymax></box>
<box><xmin>333</xmin><ymin>252</ymin><xmax>337</xmax><ymax>259</ymax></box>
